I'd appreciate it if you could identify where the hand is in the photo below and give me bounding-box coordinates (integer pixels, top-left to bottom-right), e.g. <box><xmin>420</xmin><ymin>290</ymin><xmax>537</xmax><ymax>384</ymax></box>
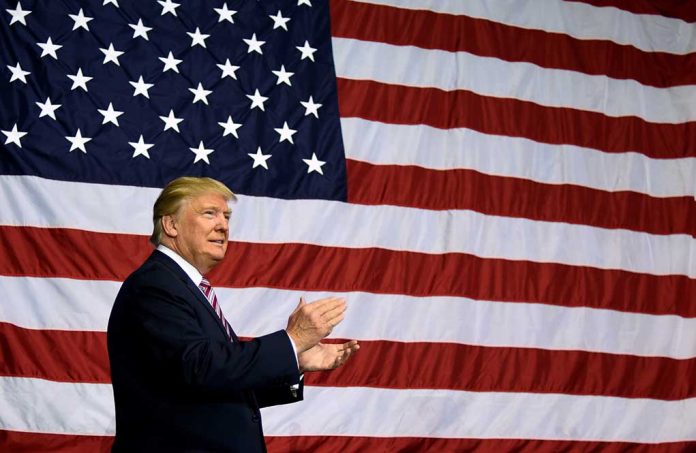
<box><xmin>299</xmin><ymin>340</ymin><xmax>360</xmax><ymax>372</ymax></box>
<box><xmin>286</xmin><ymin>296</ymin><xmax>346</xmax><ymax>353</ymax></box>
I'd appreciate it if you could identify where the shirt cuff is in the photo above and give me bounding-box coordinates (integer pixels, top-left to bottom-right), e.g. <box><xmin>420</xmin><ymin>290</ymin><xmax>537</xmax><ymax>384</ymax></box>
<box><xmin>285</xmin><ymin>330</ymin><xmax>300</xmax><ymax>369</ymax></box>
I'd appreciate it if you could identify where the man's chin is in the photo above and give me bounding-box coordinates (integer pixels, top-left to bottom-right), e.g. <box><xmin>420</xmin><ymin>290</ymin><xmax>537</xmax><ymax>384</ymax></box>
<box><xmin>209</xmin><ymin>247</ymin><xmax>227</xmax><ymax>262</ymax></box>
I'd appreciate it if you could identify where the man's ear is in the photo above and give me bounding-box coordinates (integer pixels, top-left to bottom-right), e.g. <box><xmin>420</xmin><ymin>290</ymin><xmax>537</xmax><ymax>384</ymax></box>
<box><xmin>161</xmin><ymin>215</ymin><xmax>178</xmax><ymax>238</ymax></box>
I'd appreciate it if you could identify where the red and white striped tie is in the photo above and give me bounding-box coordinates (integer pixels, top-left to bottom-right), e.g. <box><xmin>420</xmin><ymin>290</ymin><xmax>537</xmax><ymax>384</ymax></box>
<box><xmin>198</xmin><ymin>278</ymin><xmax>233</xmax><ymax>340</ymax></box>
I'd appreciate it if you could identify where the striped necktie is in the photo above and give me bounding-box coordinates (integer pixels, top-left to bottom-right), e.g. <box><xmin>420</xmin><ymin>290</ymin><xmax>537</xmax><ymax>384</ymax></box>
<box><xmin>198</xmin><ymin>278</ymin><xmax>233</xmax><ymax>340</ymax></box>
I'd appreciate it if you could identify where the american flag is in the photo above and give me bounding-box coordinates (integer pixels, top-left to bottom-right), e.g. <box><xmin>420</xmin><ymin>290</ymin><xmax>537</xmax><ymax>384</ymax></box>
<box><xmin>1</xmin><ymin>0</ymin><xmax>695</xmax><ymax>451</ymax></box>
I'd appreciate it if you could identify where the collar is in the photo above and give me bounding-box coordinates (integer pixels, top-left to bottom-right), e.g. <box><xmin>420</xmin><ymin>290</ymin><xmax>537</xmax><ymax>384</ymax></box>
<box><xmin>157</xmin><ymin>244</ymin><xmax>204</xmax><ymax>286</ymax></box>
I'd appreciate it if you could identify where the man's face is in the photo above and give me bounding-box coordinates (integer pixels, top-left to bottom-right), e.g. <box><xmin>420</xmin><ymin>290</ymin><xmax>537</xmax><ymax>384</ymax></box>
<box><xmin>167</xmin><ymin>192</ymin><xmax>231</xmax><ymax>274</ymax></box>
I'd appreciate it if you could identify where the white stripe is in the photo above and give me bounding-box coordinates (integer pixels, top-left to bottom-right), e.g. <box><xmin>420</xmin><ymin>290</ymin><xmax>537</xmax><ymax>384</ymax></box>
<box><xmin>0</xmin><ymin>377</ymin><xmax>115</xmax><ymax>436</ymax></box>
<box><xmin>0</xmin><ymin>175</ymin><xmax>156</xmax><ymax>235</ymax></box>
<box><xmin>264</xmin><ymin>387</ymin><xmax>696</xmax><ymax>442</ymax></box>
<box><xmin>3</xmin><ymin>277</ymin><xmax>694</xmax><ymax>359</ymax></box>
<box><xmin>342</xmin><ymin>118</ymin><xmax>696</xmax><ymax>198</ymax></box>
<box><xmin>0</xmin><ymin>276</ymin><xmax>118</xmax><ymax>331</ymax></box>
<box><xmin>232</xmin><ymin>197</ymin><xmax>695</xmax><ymax>277</ymax></box>
<box><xmin>0</xmin><ymin>176</ymin><xmax>693</xmax><ymax>277</ymax></box>
<box><xmin>227</xmin><ymin>288</ymin><xmax>696</xmax><ymax>360</ymax></box>
<box><xmin>353</xmin><ymin>0</ymin><xmax>696</xmax><ymax>55</ymax></box>
<box><xmin>334</xmin><ymin>37</ymin><xmax>696</xmax><ymax>124</ymax></box>
<box><xmin>3</xmin><ymin>378</ymin><xmax>694</xmax><ymax>442</ymax></box>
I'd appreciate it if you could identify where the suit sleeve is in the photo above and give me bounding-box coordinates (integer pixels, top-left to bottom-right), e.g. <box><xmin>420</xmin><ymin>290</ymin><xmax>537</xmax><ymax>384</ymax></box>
<box><xmin>112</xmin><ymin>269</ymin><xmax>300</xmax><ymax>396</ymax></box>
<box><xmin>254</xmin><ymin>376</ymin><xmax>304</xmax><ymax>408</ymax></box>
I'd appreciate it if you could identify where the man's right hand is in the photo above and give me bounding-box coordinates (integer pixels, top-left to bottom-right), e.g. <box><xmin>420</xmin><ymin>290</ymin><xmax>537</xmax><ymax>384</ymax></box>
<box><xmin>286</xmin><ymin>296</ymin><xmax>346</xmax><ymax>353</ymax></box>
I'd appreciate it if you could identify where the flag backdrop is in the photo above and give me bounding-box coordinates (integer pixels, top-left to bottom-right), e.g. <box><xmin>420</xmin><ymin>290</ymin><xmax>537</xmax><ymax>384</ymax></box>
<box><xmin>1</xmin><ymin>0</ymin><xmax>695</xmax><ymax>451</ymax></box>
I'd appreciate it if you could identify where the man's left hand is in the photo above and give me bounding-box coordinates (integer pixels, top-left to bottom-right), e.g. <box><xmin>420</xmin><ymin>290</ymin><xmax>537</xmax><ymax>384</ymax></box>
<box><xmin>298</xmin><ymin>340</ymin><xmax>360</xmax><ymax>372</ymax></box>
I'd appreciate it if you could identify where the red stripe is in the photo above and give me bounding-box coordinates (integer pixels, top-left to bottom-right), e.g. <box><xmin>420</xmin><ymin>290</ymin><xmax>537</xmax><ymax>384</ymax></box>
<box><xmin>330</xmin><ymin>0</ymin><xmax>696</xmax><ymax>88</ymax></box>
<box><xmin>337</xmin><ymin>78</ymin><xmax>696</xmax><ymax>159</ymax></box>
<box><xmin>0</xmin><ymin>322</ymin><xmax>110</xmax><ymax>384</ymax></box>
<box><xmin>3</xmin><ymin>430</ymin><xmax>693</xmax><ymax>453</ymax></box>
<box><xmin>565</xmin><ymin>0</ymin><xmax>696</xmax><ymax>23</ymax></box>
<box><xmin>347</xmin><ymin>160</ymin><xmax>696</xmax><ymax>236</ymax></box>
<box><xmin>0</xmin><ymin>225</ymin><xmax>150</xmax><ymax>281</ymax></box>
<box><xmin>217</xmin><ymin>244</ymin><xmax>694</xmax><ymax>318</ymax></box>
<box><xmin>0</xmin><ymin>431</ymin><xmax>112</xmax><ymax>453</ymax></box>
<box><xmin>3</xmin><ymin>323</ymin><xmax>693</xmax><ymax>400</ymax></box>
<box><xmin>1</xmin><ymin>226</ymin><xmax>693</xmax><ymax>317</ymax></box>
<box><xmin>267</xmin><ymin>436</ymin><xmax>696</xmax><ymax>453</ymax></box>
<box><xmin>309</xmin><ymin>339</ymin><xmax>696</xmax><ymax>401</ymax></box>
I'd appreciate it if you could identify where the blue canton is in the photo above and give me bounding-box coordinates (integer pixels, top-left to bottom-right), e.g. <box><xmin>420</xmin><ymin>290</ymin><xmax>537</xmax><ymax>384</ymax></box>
<box><xmin>0</xmin><ymin>0</ymin><xmax>347</xmax><ymax>200</ymax></box>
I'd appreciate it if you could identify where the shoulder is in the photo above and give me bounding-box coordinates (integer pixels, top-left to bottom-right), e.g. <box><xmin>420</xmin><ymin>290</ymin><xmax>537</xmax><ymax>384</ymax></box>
<box><xmin>113</xmin><ymin>252</ymin><xmax>199</xmax><ymax>317</ymax></box>
<box><xmin>118</xmin><ymin>251</ymin><xmax>187</xmax><ymax>298</ymax></box>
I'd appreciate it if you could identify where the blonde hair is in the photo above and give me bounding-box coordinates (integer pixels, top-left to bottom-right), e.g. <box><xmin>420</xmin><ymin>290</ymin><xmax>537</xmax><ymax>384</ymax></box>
<box><xmin>150</xmin><ymin>177</ymin><xmax>235</xmax><ymax>245</ymax></box>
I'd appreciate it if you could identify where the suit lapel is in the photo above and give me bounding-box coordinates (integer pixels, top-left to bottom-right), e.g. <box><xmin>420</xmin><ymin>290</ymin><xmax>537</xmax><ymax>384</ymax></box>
<box><xmin>151</xmin><ymin>251</ymin><xmax>235</xmax><ymax>341</ymax></box>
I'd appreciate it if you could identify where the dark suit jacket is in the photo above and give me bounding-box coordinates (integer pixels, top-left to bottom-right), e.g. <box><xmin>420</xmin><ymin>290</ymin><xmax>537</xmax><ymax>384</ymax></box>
<box><xmin>107</xmin><ymin>250</ymin><xmax>303</xmax><ymax>452</ymax></box>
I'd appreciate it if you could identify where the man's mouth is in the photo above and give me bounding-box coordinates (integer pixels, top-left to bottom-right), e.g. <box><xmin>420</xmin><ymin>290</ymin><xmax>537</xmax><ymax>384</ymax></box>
<box><xmin>209</xmin><ymin>240</ymin><xmax>225</xmax><ymax>245</ymax></box>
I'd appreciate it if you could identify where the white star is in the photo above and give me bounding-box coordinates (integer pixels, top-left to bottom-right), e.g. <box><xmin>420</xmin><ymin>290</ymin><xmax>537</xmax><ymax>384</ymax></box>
<box><xmin>214</xmin><ymin>3</ymin><xmax>236</xmax><ymax>23</ymax></box>
<box><xmin>6</xmin><ymin>2</ymin><xmax>31</xmax><ymax>26</ymax></box>
<box><xmin>158</xmin><ymin>0</ymin><xmax>180</xmax><ymax>16</ymax></box>
<box><xmin>303</xmin><ymin>153</ymin><xmax>326</xmax><ymax>175</ymax></box>
<box><xmin>7</xmin><ymin>62</ymin><xmax>30</xmax><ymax>84</ymax></box>
<box><xmin>160</xmin><ymin>109</ymin><xmax>183</xmax><ymax>132</ymax></box>
<box><xmin>103</xmin><ymin>0</ymin><xmax>119</xmax><ymax>7</ymax></box>
<box><xmin>99</xmin><ymin>43</ymin><xmax>124</xmax><ymax>66</ymax></box>
<box><xmin>301</xmin><ymin>96</ymin><xmax>322</xmax><ymax>118</ymax></box>
<box><xmin>269</xmin><ymin>10</ymin><xmax>290</xmax><ymax>30</ymax></box>
<box><xmin>129</xmin><ymin>19</ymin><xmax>152</xmax><ymax>40</ymax></box>
<box><xmin>274</xmin><ymin>121</ymin><xmax>297</xmax><ymax>144</ymax></box>
<box><xmin>98</xmin><ymin>102</ymin><xmax>124</xmax><ymax>126</ymax></box>
<box><xmin>67</xmin><ymin>68</ymin><xmax>92</xmax><ymax>91</ymax></box>
<box><xmin>297</xmin><ymin>0</ymin><xmax>312</xmax><ymax>6</ymax></box>
<box><xmin>243</xmin><ymin>33</ymin><xmax>265</xmax><ymax>55</ymax></box>
<box><xmin>130</xmin><ymin>75</ymin><xmax>154</xmax><ymax>98</ymax></box>
<box><xmin>246</xmin><ymin>89</ymin><xmax>268</xmax><ymax>111</ymax></box>
<box><xmin>217</xmin><ymin>59</ymin><xmax>239</xmax><ymax>80</ymax></box>
<box><xmin>65</xmin><ymin>129</ymin><xmax>91</xmax><ymax>153</ymax></box>
<box><xmin>129</xmin><ymin>135</ymin><xmax>154</xmax><ymax>159</ymax></box>
<box><xmin>190</xmin><ymin>141</ymin><xmax>214</xmax><ymax>164</ymax></box>
<box><xmin>296</xmin><ymin>40</ymin><xmax>317</xmax><ymax>61</ymax></box>
<box><xmin>69</xmin><ymin>8</ymin><xmax>93</xmax><ymax>31</ymax></box>
<box><xmin>272</xmin><ymin>65</ymin><xmax>293</xmax><ymax>86</ymax></box>
<box><xmin>37</xmin><ymin>37</ymin><xmax>62</xmax><ymax>59</ymax></box>
<box><xmin>218</xmin><ymin>116</ymin><xmax>242</xmax><ymax>139</ymax></box>
<box><xmin>159</xmin><ymin>51</ymin><xmax>182</xmax><ymax>73</ymax></box>
<box><xmin>2</xmin><ymin>124</ymin><xmax>27</xmax><ymax>148</ymax></box>
<box><xmin>36</xmin><ymin>97</ymin><xmax>61</xmax><ymax>120</ymax></box>
<box><xmin>248</xmin><ymin>147</ymin><xmax>271</xmax><ymax>170</ymax></box>
<box><xmin>189</xmin><ymin>82</ymin><xmax>212</xmax><ymax>105</ymax></box>
<box><xmin>188</xmin><ymin>27</ymin><xmax>210</xmax><ymax>48</ymax></box>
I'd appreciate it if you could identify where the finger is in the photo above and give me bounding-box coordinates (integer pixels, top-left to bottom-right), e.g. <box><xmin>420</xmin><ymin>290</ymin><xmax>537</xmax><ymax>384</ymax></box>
<box><xmin>309</xmin><ymin>297</ymin><xmax>345</xmax><ymax>314</ymax></box>
<box><xmin>335</xmin><ymin>348</ymin><xmax>355</xmax><ymax>367</ymax></box>
<box><xmin>321</xmin><ymin>303</ymin><xmax>347</xmax><ymax>323</ymax></box>
<box><xmin>324</xmin><ymin>311</ymin><xmax>345</xmax><ymax>328</ymax></box>
<box><xmin>290</xmin><ymin>297</ymin><xmax>306</xmax><ymax>316</ymax></box>
<box><xmin>343</xmin><ymin>341</ymin><xmax>359</xmax><ymax>354</ymax></box>
<box><xmin>335</xmin><ymin>341</ymin><xmax>357</xmax><ymax>353</ymax></box>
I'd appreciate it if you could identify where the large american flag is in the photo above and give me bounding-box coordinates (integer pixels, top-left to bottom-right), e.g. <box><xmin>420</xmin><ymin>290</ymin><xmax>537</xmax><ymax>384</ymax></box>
<box><xmin>1</xmin><ymin>0</ymin><xmax>695</xmax><ymax>451</ymax></box>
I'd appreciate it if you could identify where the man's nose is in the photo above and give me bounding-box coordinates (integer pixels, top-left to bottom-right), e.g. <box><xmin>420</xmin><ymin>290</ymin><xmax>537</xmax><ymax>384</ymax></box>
<box><xmin>215</xmin><ymin>214</ymin><xmax>229</xmax><ymax>231</ymax></box>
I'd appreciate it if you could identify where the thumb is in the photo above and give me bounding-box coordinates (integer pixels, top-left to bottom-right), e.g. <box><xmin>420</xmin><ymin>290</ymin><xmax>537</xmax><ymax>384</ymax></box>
<box><xmin>293</xmin><ymin>296</ymin><xmax>306</xmax><ymax>311</ymax></box>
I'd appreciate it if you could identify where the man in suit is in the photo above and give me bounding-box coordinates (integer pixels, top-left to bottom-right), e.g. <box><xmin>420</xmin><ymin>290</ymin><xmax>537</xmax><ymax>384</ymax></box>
<box><xmin>108</xmin><ymin>176</ymin><xmax>359</xmax><ymax>452</ymax></box>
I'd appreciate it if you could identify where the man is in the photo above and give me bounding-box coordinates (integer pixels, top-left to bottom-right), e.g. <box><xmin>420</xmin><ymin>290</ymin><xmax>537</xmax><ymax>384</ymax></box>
<box><xmin>107</xmin><ymin>177</ymin><xmax>359</xmax><ymax>452</ymax></box>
